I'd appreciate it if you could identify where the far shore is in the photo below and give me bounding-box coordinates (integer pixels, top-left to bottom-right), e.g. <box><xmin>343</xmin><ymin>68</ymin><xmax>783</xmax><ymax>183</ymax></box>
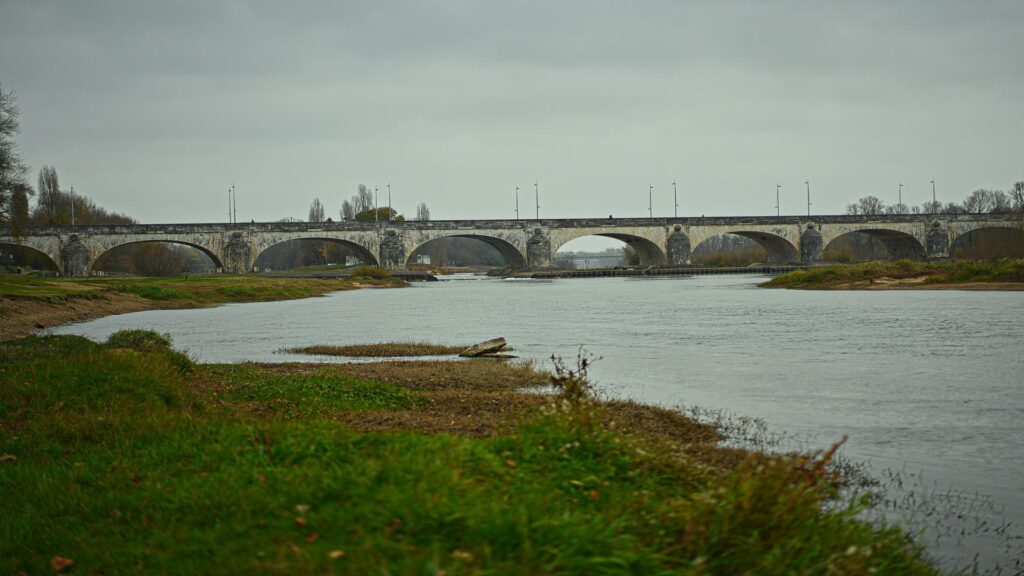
<box><xmin>762</xmin><ymin>259</ymin><xmax>1024</xmax><ymax>291</ymax></box>
<box><xmin>0</xmin><ymin>273</ymin><xmax>405</xmax><ymax>341</ymax></box>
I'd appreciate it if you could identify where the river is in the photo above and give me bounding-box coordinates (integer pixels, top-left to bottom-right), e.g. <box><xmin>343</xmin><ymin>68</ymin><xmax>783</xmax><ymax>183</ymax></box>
<box><xmin>52</xmin><ymin>274</ymin><xmax>1024</xmax><ymax>571</ymax></box>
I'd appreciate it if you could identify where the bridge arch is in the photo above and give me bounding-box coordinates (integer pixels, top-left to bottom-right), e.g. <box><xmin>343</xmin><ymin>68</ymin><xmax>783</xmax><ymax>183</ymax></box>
<box><xmin>693</xmin><ymin>231</ymin><xmax>798</xmax><ymax>264</ymax></box>
<box><xmin>0</xmin><ymin>243</ymin><xmax>60</xmax><ymax>272</ymax></box>
<box><xmin>406</xmin><ymin>234</ymin><xmax>526</xmax><ymax>269</ymax></box>
<box><xmin>92</xmin><ymin>240</ymin><xmax>224</xmax><ymax>275</ymax></box>
<box><xmin>823</xmin><ymin>229</ymin><xmax>926</xmax><ymax>261</ymax></box>
<box><xmin>551</xmin><ymin>233</ymin><xmax>666</xmax><ymax>265</ymax></box>
<box><xmin>950</xmin><ymin>226</ymin><xmax>1024</xmax><ymax>259</ymax></box>
<box><xmin>253</xmin><ymin>237</ymin><xmax>378</xmax><ymax>270</ymax></box>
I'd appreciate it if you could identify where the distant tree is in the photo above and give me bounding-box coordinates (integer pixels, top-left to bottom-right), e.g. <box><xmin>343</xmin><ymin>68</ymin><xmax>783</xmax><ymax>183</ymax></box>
<box><xmin>1010</xmin><ymin>181</ymin><xmax>1024</xmax><ymax>212</ymax></box>
<box><xmin>989</xmin><ymin>190</ymin><xmax>1012</xmax><ymax>213</ymax></box>
<box><xmin>355</xmin><ymin>184</ymin><xmax>374</xmax><ymax>213</ymax></box>
<box><xmin>354</xmin><ymin>207</ymin><xmax>404</xmax><ymax>223</ymax></box>
<box><xmin>885</xmin><ymin>202</ymin><xmax>909</xmax><ymax>215</ymax></box>
<box><xmin>35</xmin><ymin>165</ymin><xmax>63</xmax><ymax>223</ymax></box>
<box><xmin>278</xmin><ymin>216</ymin><xmax>301</xmax><ymax>222</ymax></box>
<box><xmin>920</xmin><ymin>200</ymin><xmax>942</xmax><ymax>214</ymax></box>
<box><xmin>308</xmin><ymin>198</ymin><xmax>325</xmax><ymax>222</ymax></box>
<box><xmin>415</xmin><ymin>202</ymin><xmax>430</xmax><ymax>221</ymax></box>
<box><xmin>0</xmin><ymin>86</ymin><xmax>32</xmax><ymax>234</ymax></box>
<box><xmin>341</xmin><ymin>199</ymin><xmax>354</xmax><ymax>221</ymax></box>
<box><xmin>943</xmin><ymin>201</ymin><xmax>965</xmax><ymax>214</ymax></box>
<box><xmin>622</xmin><ymin>245</ymin><xmax>641</xmax><ymax>266</ymax></box>
<box><xmin>962</xmin><ymin>189</ymin><xmax>996</xmax><ymax>213</ymax></box>
<box><xmin>847</xmin><ymin>196</ymin><xmax>886</xmax><ymax>216</ymax></box>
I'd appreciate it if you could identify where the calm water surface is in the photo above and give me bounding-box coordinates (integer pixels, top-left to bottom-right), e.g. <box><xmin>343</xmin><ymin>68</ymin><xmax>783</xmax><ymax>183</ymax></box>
<box><xmin>53</xmin><ymin>275</ymin><xmax>1024</xmax><ymax>569</ymax></box>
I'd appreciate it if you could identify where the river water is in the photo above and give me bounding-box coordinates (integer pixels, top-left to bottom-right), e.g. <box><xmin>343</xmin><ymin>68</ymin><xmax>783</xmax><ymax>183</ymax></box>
<box><xmin>52</xmin><ymin>275</ymin><xmax>1024</xmax><ymax>570</ymax></box>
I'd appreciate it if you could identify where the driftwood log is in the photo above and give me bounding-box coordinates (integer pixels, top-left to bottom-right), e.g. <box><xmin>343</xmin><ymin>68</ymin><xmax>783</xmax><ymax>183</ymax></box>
<box><xmin>459</xmin><ymin>337</ymin><xmax>507</xmax><ymax>357</ymax></box>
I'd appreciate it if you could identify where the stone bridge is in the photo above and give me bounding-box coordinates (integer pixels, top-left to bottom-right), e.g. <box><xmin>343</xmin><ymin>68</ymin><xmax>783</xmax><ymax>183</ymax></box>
<box><xmin>2</xmin><ymin>214</ymin><xmax>1021</xmax><ymax>276</ymax></box>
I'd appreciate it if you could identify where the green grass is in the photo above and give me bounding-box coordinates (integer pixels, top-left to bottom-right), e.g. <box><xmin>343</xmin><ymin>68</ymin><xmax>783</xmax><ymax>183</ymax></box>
<box><xmin>763</xmin><ymin>259</ymin><xmax>1024</xmax><ymax>289</ymax></box>
<box><xmin>0</xmin><ymin>333</ymin><xmax>940</xmax><ymax>575</ymax></box>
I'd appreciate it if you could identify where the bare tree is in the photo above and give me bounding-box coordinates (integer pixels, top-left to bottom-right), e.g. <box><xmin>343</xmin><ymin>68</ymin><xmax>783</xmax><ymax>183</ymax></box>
<box><xmin>415</xmin><ymin>202</ymin><xmax>430</xmax><ymax>221</ymax></box>
<box><xmin>1010</xmin><ymin>181</ymin><xmax>1024</xmax><ymax>212</ymax></box>
<box><xmin>341</xmin><ymin>199</ymin><xmax>354</xmax><ymax>221</ymax></box>
<box><xmin>962</xmin><ymin>189</ymin><xmax>996</xmax><ymax>213</ymax></box>
<box><xmin>354</xmin><ymin>184</ymin><xmax>374</xmax><ymax>213</ymax></box>
<box><xmin>885</xmin><ymin>202</ymin><xmax>909</xmax><ymax>215</ymax></box>
<box><xmin>920</xmin><ymin>200</ymin><xmax>942</xmax><ymax>214</ymax></box>
<box><xmin>308</xmin><ymin>198</ymin><xmax>325</xmax><ymax>222</ymax></box>
<box><xmin>0</xmin><ymin>85</ymin><xmax>32</xmax><ymax>233</ymax></box>
<box><xmin>847</xmin><ymin>196</ymin><xmax>886</xmax><ymax>215</ymax></box>
<box><xmin>36</xmin><ymin>165</ymin><xmax>63</xmax><ymax>223</ymax></box>
<box><xmin>990</xmin><ymin>190</ymin><xmax>1012</xmax><ymax>213</ymax></box>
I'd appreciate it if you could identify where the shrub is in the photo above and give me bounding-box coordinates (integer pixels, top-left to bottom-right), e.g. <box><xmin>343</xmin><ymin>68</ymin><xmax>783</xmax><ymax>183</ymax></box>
<box><xmin>105</xmin><ymin>329</ymin><xmax>193</xmax><ymax>373</ymax></box>
<box><xmin>349</xmin><ymin>265</ymin><xmax>390</xmax><ymax>279</ymax></box>
<box><xmin>116</xmin><ymin>284</ymin><xmax>188</xmax><ymax>300</ymax></box>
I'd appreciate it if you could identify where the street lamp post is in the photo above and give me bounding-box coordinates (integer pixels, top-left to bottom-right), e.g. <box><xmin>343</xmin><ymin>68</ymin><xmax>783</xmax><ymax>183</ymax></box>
<box><xmin>387</xmin><ymin>183</ymin><xmax>391</xmax><ymax>217</ymax></box>
<box><xmin>648</xmin><ymin>185</ymin><xmax>653</xmax><ymax>218</ymax></box>
<box><xmin>515</xmin><ymin>185</ymin><xmax>519</xmax><ymax>220</ymax></box>
<box><xmin>931</xmin><ymin>179</ymin><xmax>936</xmax><ymax>211</ymax></box>
<box><xmin>673</xmin><ymin>181</ymin><xmax>678</xmax><ymax>218</ymax></box>
<box><xmin>776</xmin><ymin>184</ymin><xmax>780</xmax><ymax>217</ymax></box>
<box><xmin>70</xmin><ymin>185</ymin><xmax>75</xmax><ymax>226</ymax></box>
<box><xmin>534</xmin><ymin>181</ymin><xmax>539</xmax><ymax>220</ymax></box>
<box><xmin>805</xmin><ymin>180</ymin><xmax>811</xmax><ymax>216</ymax></box>
<box><xmin>374</xmin><ymin>187</ymin><xmax>379</xmax><ymax>225</ymax></box>
<box><xmin>898</xmin><ymin>182</ymin><xmax>903</xmax><ymax>213</ymax></box>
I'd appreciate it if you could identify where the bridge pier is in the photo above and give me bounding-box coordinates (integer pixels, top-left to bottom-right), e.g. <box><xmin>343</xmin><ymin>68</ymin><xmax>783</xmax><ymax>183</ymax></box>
<box><xmin>667</xmin><ymin>225</ymin><xmax>691</xmax><ymax>265</ymax></box>
<box><xmin>800</xmin><ymin>224</ymin><xmax>823</xmax><ymax>263</ymax></box>
<box><xmin>60</xmin><ymin>235</ymin><xmax>91</xmax><ymax>276</ymax></box>
<box><xmin>926</xmin><ymin>221</ymin><xmax>950</xmax><ymax>258</ymax></box>
<box><xmin>380</xmin><ymin>229</ymin><xmax>406</xmax><ymax>268</ymax></box>
<box><xmin>527</xmin><ymin>228</ymin><xmax>551</xmax><ymax>268</ymax></box>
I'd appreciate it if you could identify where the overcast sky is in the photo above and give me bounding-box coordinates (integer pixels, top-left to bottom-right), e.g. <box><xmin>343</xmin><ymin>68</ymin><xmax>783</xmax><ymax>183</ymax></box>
<box><xmin>2</xmin><ymin>0</ymin><xmax>1022</xmax><ymax>227</ymax></box>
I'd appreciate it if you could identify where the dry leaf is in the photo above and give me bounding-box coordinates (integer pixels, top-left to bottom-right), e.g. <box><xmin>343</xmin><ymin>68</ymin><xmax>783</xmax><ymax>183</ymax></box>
<box><xmin>0</xmin><ymin>454</ymin><xmax>16</xmax><ymax>463</ymax></box>
<box><xmin>305</xmin><ymin>533</ymin><xmax>319</xmax><ymax>542</ymax></box>
<box><xmin>50</xmin><ymin>556</ymin><xmax>74</xmax><ymax>572</ymax></box>
<box><xmin>295</xmin><ymin>504</ymin><xmax>310</xmax><ymax>513</ymax></box>
<box><xmin>450</xmin><ymin>550</ymin><xmax>474</xmax><ymax>562</ymax></box>
<box><xmin>328</xmin><ymin>550</ymin><xmax>346</xmax><ymax>559</ymax></box>
<box><xmin>505</xmin><ymin>459</ymin><xmax>517</xmax><ymax>469</ymax></box>
<box><xmin>294</xmin><ymin>517</ymin><xmax>306</xmax><ymax>527</ymax></box>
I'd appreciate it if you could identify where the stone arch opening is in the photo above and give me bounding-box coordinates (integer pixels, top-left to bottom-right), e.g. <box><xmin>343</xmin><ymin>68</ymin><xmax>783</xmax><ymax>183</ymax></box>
<box><xmin>950</xmin><ymin>226</ymin><xmax>1024</xmax><ymax>259</ymax></box>
<box><xmin>254</xmin><ymin>238</ymin><xmax>378</xmax><ymax>271</ymax></box>
<box><xmin>690</xmin><ymin>233</ymin><xmax>769</xmax><ymax>266</ymax></box>
<box><xmin>695</xmin><ymin>231</ymin><xmax>798</xmax><ymax>264</ymax></box>
<box><xmin>554</xmin><ymin>234</ymin><xmax>666</xmax><ymax>267</ymax></box>
<box><xmin>0</xmin><ymin>243</ymin><xmax>59</xmax><ymax>273</ymax></box>
<box><xmin>823</xmin><ymin>229</ymin><xmax>926</xmax><ymax>261</ymax></box>
<box><xmin>93</xmin><ymin>241</ymin><xmax>222</xmax><ymax>276</ymax></box>
<box><xmin>407</xmin><ymin>235</ymin><xmax>526</xmax><ymax>270</ymax></box>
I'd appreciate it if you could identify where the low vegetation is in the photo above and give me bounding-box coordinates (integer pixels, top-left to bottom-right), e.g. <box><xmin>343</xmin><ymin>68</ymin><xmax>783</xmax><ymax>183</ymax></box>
<box><xmin>289</xmin><ymin>342</ymin><xmax>468</xmax><ymax>357</ymax></box>
<box><xmin>763</xmin><ymin>259</ymin><xmax>1024</xmax><ymax>289</ymax></box>
<box><xmin>0</xmin><ymin>273</ymin><xmax>406</xmax><ymax>341</ymax></box>
<box><xmin>0</xmin><ymin>274</ymin><xmax>403</xmax><ymax>303</ymax></box>
<box><xmin>0</xmin><ymin>331</ymin><xmax>941</xmax><ymax>574</ymax></box>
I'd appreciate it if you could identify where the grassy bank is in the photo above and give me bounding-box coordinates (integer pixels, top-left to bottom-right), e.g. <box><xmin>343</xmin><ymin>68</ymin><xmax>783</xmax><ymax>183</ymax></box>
<box><xmin>0</xmin><ymin>273</ymin><xmax>405</xmax><ymax>340</ymax></box>
<box><xmin>0</xmin><ymin>332</ymin><xmax>940</xmax><ymax>574</ymax></box>
<box><xmin>763</xmin><ymin>259</ymin><xmax>1024</xmax><ymax>290</ymax></box>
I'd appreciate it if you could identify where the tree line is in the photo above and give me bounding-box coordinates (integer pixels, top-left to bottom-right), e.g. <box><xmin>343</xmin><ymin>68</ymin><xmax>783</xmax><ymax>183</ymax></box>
<box><xmin>846</xmin><ymin>183</ymin><xmax>1024</xmax><ymax>216</ymax></box>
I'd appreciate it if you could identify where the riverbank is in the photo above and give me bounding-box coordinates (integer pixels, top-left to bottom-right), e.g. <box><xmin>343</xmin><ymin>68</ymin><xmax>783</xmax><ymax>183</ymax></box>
<box><xmin>0</xmin><ymin>332</ymin><xmax>940</xmax><ymax>574</ymax></box>
<box><xmin>762</xmin><ymin>259</ymin><xmax>1024</xmax><ymax>290</ymax></box>
<box><xmin>0</xmin><ymin>274</ymin><xmax>405</xmax><ymax>340</ymax></box>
